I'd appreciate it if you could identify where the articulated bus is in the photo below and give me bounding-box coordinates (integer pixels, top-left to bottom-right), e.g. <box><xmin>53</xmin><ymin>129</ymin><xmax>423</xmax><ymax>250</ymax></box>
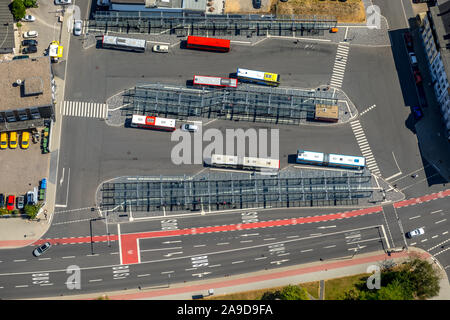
<box><xmin>186</xmin><ymin>36</ymin><xmax>230</xmax><ymax>52</ymax></box>
<box><xmin>236</xmin><ymin>68</ymin><xmax>280</xmax><ymax>86</ymax></box>
<box><xmin>210</xmin><ymin>154</ymin><xmax>280</xmax><ymax>171</ymax></box>
<box><xmin>296</xmin><ymin>149</ymin><xmax>365</xmax><ymax>170</ymax></box>
<box><xmin>130</xmin><ymin>115</ymin><xmax>176</xmax><ymax>132</ymax></box>
<box><xmin>193</xmin><ymin>75</ymin><xmax>238</xmax><ymax>88</ymax></box>
<box><xmin>102</xmin><ymin>35</ymin><xmax>147</xmax><ymax>52</ymax></box>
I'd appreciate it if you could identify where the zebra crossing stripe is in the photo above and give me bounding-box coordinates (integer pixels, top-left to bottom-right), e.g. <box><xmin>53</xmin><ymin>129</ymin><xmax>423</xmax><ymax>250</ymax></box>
<box><xmin>62</xmin><ymin>101</ymin><xmax>108</xmax><ymax>119</ymax></box>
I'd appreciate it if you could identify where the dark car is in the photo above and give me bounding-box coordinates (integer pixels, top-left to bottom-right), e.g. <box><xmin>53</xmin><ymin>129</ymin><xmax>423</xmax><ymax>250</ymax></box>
<box><xmin>22</xmin><ymin>45</ymin><xmax>37</xmax><ymax>54</ymax></box>
<box><xmin>412</xmin><ymin>106</ymin><xmax>424</xmax><ymax>120</ymax></box>
<box><xmin>22</xmin><ymin>39</ymin><xmax>38</xmax><ymax>46</ymax></box>
<box><xmin>12</xmin><ymin>55</ymin><xmax>29</xmax><ymax>60</ymax></box>
<box><xmin>253</xmin><ymin>0</ymin><xmax>261</xmax><ymax>9</ymax></box>
<box><xmin>16</xmin><ymin>196</ymin><xmax>24</xmax><ymax>210</ymax></box>
<box><xmin>403</xmin><ymin>32</ymin><xmax>413</xmax><ymax>49</ymax></box>
<box><xmin>0</xmin><ymin>194</ymin><xmax>4</xmax><ymax>208</ymax></box>
<box><xmin>33</xmin><ymin>242</ymin><xmax>52</xmax><ymax>257</ymax></box>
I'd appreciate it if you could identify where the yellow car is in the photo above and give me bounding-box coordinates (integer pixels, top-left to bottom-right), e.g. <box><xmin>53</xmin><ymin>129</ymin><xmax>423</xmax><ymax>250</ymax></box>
<box><xmin>0</xmin><ymin>132</ymin><xmax>7</xmax><ymax>149</ymax></box>
<box><xmin>9</xmin><ymin>132</ymin><xmax>18</xmax><ymax>149</ymax></box>
<box><xmin>21</xmin><ymin>131</ymin><xmax>30</xmax><ymax>149</ymax></box>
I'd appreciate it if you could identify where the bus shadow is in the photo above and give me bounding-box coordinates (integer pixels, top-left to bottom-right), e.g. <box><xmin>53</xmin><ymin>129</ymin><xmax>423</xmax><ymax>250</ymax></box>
<box><xmin>287</xmin><ymin>154</ymin><xmax>298</xmax><ymax>164</ymax></box>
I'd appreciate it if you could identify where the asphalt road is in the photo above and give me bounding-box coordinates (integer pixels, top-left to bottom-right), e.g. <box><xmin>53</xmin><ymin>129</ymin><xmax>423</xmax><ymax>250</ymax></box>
<box><xmin>1</xmin><ymin>0</ymin><xmax>448</xmax><ymax>299</ymax></box>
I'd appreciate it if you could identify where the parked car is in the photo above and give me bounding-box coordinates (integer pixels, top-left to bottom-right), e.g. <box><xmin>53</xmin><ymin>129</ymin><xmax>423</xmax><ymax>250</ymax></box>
<box><xmin>152</xmin><ymin>44</ymin><xmax>169</xmax><ymax>53</ymax></box>
<box><xmin>55</xmin><ymin>0</ymin><xmax>72</xmax><ymax>4</ymax></box>
<box><xmin>9</xmin><ymin>131</ymin><xmax>18</xmax><ymax>149</ymax></box>
<box><xmin>12</xmin><ymin>55</ymin><xmax>29</xmax><ymax>60</ymax></box>
<box><xmin>16</xmin><ymin>196</ymin><xmax>24</xmax><ymax>210</ymax></box>
<box><xmin>6</xmin><ymin>195</ymin><xmax>15</xmax><ymax>211</ymax></box>
<box><xmin>22</xmin><ymin>39</ymin><xmax>38</xmax><ymax>46</ymax></box>
<box><xmin>0</xmin><ymin>194</ymin><xmax>4</xmax><ymax>208</ymax></box>
<box><xmin>21</xmin><ymin>131</ymin><xmax>30</xmax><ymax>149</ymax></box>
<box><xmin>27</xmin><ymin>191</ymin><xmax>36</xmax><ymax>205</ymax></box>
<box><xmin>0</xmin><ymin>132</ymin><xmax>7</xmax><ymax>149</ymax></box>
<box><xmin>22</xmin><ymin>15</ymin><xmax>36</xmax><ymax>22</ymax></box>
<box><xmin>413</xmin><ymin>70</ymin><xmax>422</xmax><ymax>84</ymax></box>
<box><xmin>181</xmin><ymin>124</ymin><xmax>199</xmax><ymax>132</ymax></box>
<box><xmin>403</xmin><ymin>32</ymin><xmax>413</xmax><ymax>49</ymax></box>
<box><xmin>253</xmin><ymin>0</ymin><xmax>261</xmax><ymax>9</ymax></box>
<box><xmin>22</xmin><ymin>45</ymin><xmax>37</xmax><ymax>54</ymax></box>
<box><xmin>33</xmin><ymin>242</ymin><xmax>52</xmax><ymax>257</ymax></box>
<box><xmin>412</xmin><ymin>106</ymin><xmax>424</xmax><ymax>120</ymax></box>
<box><xmin>406</xmin><ymin>227</ymin><xmax>425</xmax><ymax>238</ymax></box>
<box><xmin>409</xmin><ymin>52</ymin><xmax>418</xmax><ymax>66</ymax></box>
<box><xmin>23</xmin><ymin>31</ymin><xmax>38</xmax><ymax>38</ymax></box>
<box><xmin>73</xmin><ymin>20</ymin><xmax>82</xmax><ymax>36</ymax></box>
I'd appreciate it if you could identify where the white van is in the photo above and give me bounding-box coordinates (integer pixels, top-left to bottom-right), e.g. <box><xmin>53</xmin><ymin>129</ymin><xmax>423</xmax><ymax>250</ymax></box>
<box><xmin>152</xmin><ymin>44</ymin><xmax>169</xmax><ymax>53</ymax></box>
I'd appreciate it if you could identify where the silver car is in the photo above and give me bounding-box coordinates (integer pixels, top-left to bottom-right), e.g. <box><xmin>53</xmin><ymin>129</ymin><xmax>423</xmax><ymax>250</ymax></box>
<box><xmin>406</xmin><ymin>227</ymin><xmax>425</xmax><ymax>238</ymax></box>
<box><xmin>33</xmin><ymin>242</ymin><xmax>52</xmax><ymax>257</ymax></box>
<box><xmin>73</xmin><ymin>20</ymin><xmax>82</xmax><ymax>36</ymax></box>
<box><xmin>181</xmin><ymin>124</ymin><xmax>198</xmax><ymax>132</ymax></box>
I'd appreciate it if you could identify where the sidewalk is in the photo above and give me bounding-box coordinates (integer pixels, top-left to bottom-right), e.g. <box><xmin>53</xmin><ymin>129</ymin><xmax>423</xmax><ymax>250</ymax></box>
<box><xmin>44</xmin><ymin>248</ymin><xmax>450</xmax><ymax>300</ymax></box>
<box><xmin>0</xmin><ymin>7</ymin><xmax>71</xmax><ymax>249</ymax></box>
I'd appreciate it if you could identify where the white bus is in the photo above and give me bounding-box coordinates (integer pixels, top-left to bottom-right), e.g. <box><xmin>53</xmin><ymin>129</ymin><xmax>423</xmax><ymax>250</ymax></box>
<box><xmin>236</xmin><ymin>68</ymin><xmax>280</xmax><ymax>86</ymax></box>
<box><xmin>296</xmin><ymin>149</ymin><xmax>365</xmax><ymax>170</ymax></box>
<box><xmin>102</xmin><ymin>35</ymin><xmax>146</xmax><ymax>52</ymax></box>
<box><xmin>210</xmin><ymin>154</ymin><xmax>280</xmax><ymax>171</ymax></box>
<box><xmin>130</xmin><ymin>115</ymin><xmax>176</xmax><ymax>132</ymax></box>
<box><xmin>193</xmin><ymin>75</ymin><xmax>238</xmax><ymax>88</ymax></box>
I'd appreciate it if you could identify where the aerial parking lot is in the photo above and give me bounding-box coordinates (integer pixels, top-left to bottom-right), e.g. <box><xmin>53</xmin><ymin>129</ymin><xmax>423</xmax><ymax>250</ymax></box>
<box><xmin>0</xmin><ymin>0</ymin><xmax>449</xmax><ymax>301</ymax></box>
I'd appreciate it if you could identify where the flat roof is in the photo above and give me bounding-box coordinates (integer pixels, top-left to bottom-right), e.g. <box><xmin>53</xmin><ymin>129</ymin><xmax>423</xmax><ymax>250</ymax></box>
<box><xmin>315</xmin><ymin>104</ymin><xmax>338</xmax><ymax>119</ymax></box>
<box><xmin>430</xmin><ymin>1</ymin><xmax>450</xmax><ymax>82</ymax></box>
<box><xmin>0</xmin><ymin>56</ymin><xmax>53</xmax><ymax>112</ymax></box>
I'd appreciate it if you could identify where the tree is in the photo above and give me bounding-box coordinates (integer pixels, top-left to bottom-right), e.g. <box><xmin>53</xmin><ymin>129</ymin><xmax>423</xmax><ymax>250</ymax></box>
<box><xmin>405</xmin><ymin>258</ymin><xmax>441</xmax><ymax>299</ymax></box>
<box><xmin>261</xmin><ymin>285</ymin><xmax>309</xmax><ymax>300</ymax></box>
<box><xmin>23</xmin><ymin>0</ymin><xmax>38</xmax><ymax>8</ymax></box>
<box><xmin>10</xmin><ymin>0</ymin><xmax>26</xmax><ymax>21</ymax></box>
<box><xmin>24</xmin><ymin>203</ymin><xmax>41</xmax><ymax>220</ymax></box>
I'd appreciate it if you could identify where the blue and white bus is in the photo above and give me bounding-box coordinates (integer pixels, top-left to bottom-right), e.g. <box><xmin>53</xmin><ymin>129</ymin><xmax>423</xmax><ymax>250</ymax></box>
<box><xmin>296</xmin><ymin>149</ymin><xmax>365</xmax><ymax>170</ymax></box>
<box><xmin>236</xmin><ymin>68</ymin><xmax>280</xmax><ymax>86</ymax></box>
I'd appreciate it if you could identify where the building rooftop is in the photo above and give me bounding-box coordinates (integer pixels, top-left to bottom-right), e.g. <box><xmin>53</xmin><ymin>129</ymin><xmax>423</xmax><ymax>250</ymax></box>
<box><xmin>183</xmin><ymin>0</ymin><xmax>206</xmax><ymax>11</ymax></box>
<box><xmin>111</xmin><ymin>0</ymin><xmax>182</xmax><ymax>7</ymax></box>
<box><xmin>0</xmin><ymin>56</ymin><xmax>53</xmax><ymax>112</ymax></box>
<box><xmin>430</xmin><ymin>0</ymin><xmax>450</xmax><ymax>78</ymax></box>
<box><xmin>0</xmin><ymin>0</ymin><xmax>15</xmax><ymax>53</ymax></box>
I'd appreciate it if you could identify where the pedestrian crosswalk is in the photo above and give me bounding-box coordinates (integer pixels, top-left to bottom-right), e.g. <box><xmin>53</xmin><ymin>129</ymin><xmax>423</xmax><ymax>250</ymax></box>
<box><xmin>61</xmin><ymin>101</ymin><xmax>108</xmax><ymax>119</ymax></box>
<box><xmin>330</xmin><ymin>44</ymin><xmax>350</xmax><ymax>88</ymax></box>
<box><xmin>350</xmin><ymin>120</ymin><xmax>381</xmax><ymax>176</ymax></box>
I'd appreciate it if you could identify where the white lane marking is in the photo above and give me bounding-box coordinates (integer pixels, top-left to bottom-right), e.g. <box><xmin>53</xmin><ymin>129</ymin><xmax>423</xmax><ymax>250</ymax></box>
<box><xmin>432</xmin><ymin>235</ymin><xmax>438</xmax><ymax>239</ymax></box>
<box><xmin>286</xmin><ymin>235</ymin><xmax>299</xmax><ymax>239</ymax></box>
<box><xmin>435</xmin><ymin>219</ymin><xmax>447</xmax><ymax>224</ymax></box>
<box><xmin>231</xmin><ymin>260</ymin><xmax>245</xmax><ymax>264</ymax></box>
<box><xmin>161</xmin><ymin>271</ymin><xmax>174</xmax><ymax>274</ymax></box>
<box><xmin>430</xmin><ymin>210</ymin><xmax>442</xmax><ymax>214</ymax></box>
<box><xmin>38</xmin><ymin>258</ymin><xmax>51</xmax><ymax>261</ymax></box>
<box><xmin>318</xmin><ymin>225</ymin><xmax>336</xmax><ymax>229</ymax></box>
<box><xmin>300</xmin><ymin>249</ymin><xmax>313</xmax><ymax>253</ymax></box>
<box><xmin>13</xmin><ymin>259</ymin><xmax>27</xmax><ymax>262</ymax></box>
<box><xmin>40</xmin><ymin>283</ymin><xmax>54</xmax><ymax>286</ymax></box>
<box><xmin>137</xmin><ymin>274</ymin><xmax>150</xmax><ymax>277</ymax></box>
<box><xmin>409</xmin><ymin>215</ymin><xmax>421</xmax><ymax>220</ymax></box>
<box><xmin>208</xmin><ymin>264</ymin><xmax>221</xmax><ymax>268</ymax></box>
<box><xmin>163</xmin><ymin>251</ymin><xmax>183</xmax><ymax>257</ymax></box>
<box><xmin>255</xmin><ymin>257</ymin><xmax>267</xmax><ymax>260</ymax></box>
<box><xmin>118</xmin><ymin>223</ymin><xmax>123</xmax><ymax>265</ymax></box>
<box><xmin>140</xmin><ymin>247</ymin><xmax>182</xmax><ymax>252</ymax></box>
<box><xmin>410</xmin><ymin>242</ymin><xmax>417</xmax><ymax>246</ymax></box>
<box><xmin>217</xmin><ymin>242</ymin><xmax>230</xmax><ymax>246</ymax></box>
<box><xmin>62</xmin><ymin>256</ymin><xmax>75</xmax><ymax>259</ymax></box>
<box><xmin>323</xmin><ymin>245</ymin><xmax>336</xmax><ymax>249</ymax></box>
<box><xmin>443</xmin><ymin>231</ymin><xmax>449</xmax><ymax>235</ymax></box>
<box><xmin>0</xmin><ymin>225</ymin><xmax>384</xmax><ymax>277</ymax></box>
<box><xmin>162</xmin><ymin>240</ymin><xmax>182</xmax><ymax>244</ymax></box>
<box><xmin>421</xmin><ymin>239</ymin><xmax>428</xmax><ymax>243</ymax></box>
<box><xmin>263</xmin><ymin>238</ymin><xmax>276</xmax><ymax>241</ymax></box>
<box><xmin>110</xmin><ymin>252</ymin><xmax>119</xmax><ymax>255</ymax></box>
<box><xmin>86</xmin><ymin>254</ymin><xmax>99</xmax><ymax>257</ymax></box>
<box><xmin>193</xmin><ymin>244</ymin><xmax>206</xmax><ymax>248</ymax></box>
<box><xmin>89</xmin><ymin>279</ymin><xmax>102</xmax><ymax>282</ymax></box>
<box><xmin>240</xmin><ymin>240</ymin><xmax>253</xmax><ymax>243</ymax></box>
<box><xmin>15</xmin><ymin>285</ymin><xmax>29</xmax><ymax>288</ymax></box>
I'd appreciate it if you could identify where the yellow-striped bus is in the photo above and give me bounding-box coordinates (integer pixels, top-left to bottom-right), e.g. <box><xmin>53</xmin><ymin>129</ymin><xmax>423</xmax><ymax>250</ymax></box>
<box><xmin>236</xmin><ymin>68</ymin><xmax>280</xmax><ymax>86</ymax></box>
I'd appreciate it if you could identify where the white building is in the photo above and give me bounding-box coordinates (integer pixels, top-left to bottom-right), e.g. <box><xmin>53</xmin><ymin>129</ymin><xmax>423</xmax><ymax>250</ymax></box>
<box><xmin>109</xmin><ymin>0</ymin><xmax>206</xmax><ymax>12</ymax></box>
<box><xmin>419</xmin><ymin>0</ymin><xmax>450</xmax><ymax>140</ymax></box>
